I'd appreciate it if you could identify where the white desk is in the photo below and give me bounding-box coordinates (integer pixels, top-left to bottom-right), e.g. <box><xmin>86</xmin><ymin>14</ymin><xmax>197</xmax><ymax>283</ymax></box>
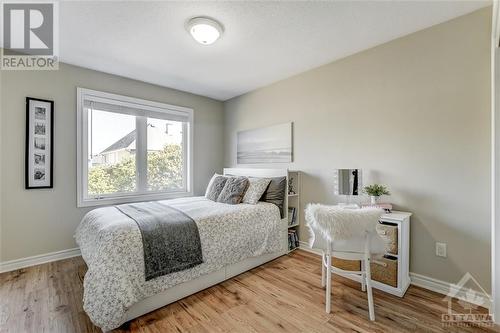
<box><xmin>335</xmin><ymin>211</ymin><xmax>412</xmax><ymax>297</ymax></box>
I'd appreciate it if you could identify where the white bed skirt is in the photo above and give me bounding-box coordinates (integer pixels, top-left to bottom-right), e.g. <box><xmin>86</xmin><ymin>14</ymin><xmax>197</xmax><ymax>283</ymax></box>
<box><xmin>118</xmin><ymin>250</ymin><xmax>285</xmax><ymax>328</ymax></box>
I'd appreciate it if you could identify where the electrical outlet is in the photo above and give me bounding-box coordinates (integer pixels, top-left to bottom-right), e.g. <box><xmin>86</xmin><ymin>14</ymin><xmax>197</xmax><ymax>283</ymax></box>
<box><xmin>436</xmin><ymin>242</ymin><xmax>447</xmax><ymax>258</ymax></box>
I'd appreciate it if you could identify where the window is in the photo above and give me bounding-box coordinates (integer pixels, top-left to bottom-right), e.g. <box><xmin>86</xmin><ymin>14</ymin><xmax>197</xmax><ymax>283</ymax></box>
<box><xmin>77</xmin><ymin>88</ymin><xmax>193</xmax><ymax>207</ymax></box>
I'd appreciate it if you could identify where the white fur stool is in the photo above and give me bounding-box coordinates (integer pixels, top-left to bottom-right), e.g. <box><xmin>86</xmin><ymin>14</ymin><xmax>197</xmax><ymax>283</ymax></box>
<box><xmin>304</xmin><ymin>204</ymin><xmax>385</xmax><ymax>321</ymax></box>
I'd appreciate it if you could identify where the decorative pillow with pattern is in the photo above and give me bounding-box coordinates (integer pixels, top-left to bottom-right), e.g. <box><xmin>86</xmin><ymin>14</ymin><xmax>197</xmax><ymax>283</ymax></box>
<box><xmin>205</xmin><ymin>174</ymin><xmax>228</xmax><ymax>201</ymax></box>
<box><xmin>217</xmin><ymin>176</ymin><xmax>249</xmax><ymax>204</ymax></box>
<box><xmin>242</xmin><ymin>177</ymin><xmax>271</xmax><ymax>204</ymax></box>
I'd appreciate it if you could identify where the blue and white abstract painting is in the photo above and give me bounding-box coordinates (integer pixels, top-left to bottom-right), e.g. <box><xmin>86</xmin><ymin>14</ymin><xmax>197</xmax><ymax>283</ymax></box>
<box><xmin>237</xmin><ymin>122</ymin><xmax>292</xmax><ymax>164</ymax></box>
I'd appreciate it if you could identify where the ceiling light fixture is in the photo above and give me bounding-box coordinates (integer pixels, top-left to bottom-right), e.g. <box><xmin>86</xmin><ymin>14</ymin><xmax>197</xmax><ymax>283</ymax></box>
<box><xmin>186</xmin><ymin>17</ymin><xmax>223</xmax><ymax>45</ymax></box>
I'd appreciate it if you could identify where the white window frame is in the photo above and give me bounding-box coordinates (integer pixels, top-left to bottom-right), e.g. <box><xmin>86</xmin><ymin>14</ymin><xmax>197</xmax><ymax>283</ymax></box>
<box><xmin>77</xmin><ymin>88</ymin><xmax>194</xmax><ymax>207</ymax></box>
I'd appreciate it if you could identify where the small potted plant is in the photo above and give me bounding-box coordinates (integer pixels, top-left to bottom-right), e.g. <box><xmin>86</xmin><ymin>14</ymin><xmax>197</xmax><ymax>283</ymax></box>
<box><xmin>363</xmin><ymin>184</ymin><xmax>390</xmax><ymax>205</ymax></box>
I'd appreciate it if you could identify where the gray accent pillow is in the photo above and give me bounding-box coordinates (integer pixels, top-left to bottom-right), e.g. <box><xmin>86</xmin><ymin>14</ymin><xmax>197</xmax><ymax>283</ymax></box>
<box><xmin>242</xmin><ymin>177</ymin><xmax>271</xmax><ymax>205</ymax></box>
<box><xmin>205</xmin><ymin>174</ymin><xmax>228</xmax><ymax>201</ymax></box>
<box><xmin>260</xmin><ymin>177</ymin><xmax>287</xmax><ymax>218</ymax></box>
<box><xmin>217</xmin><ymin>176</ymin><xmax>249</xmax><ymax>204</ymax></box>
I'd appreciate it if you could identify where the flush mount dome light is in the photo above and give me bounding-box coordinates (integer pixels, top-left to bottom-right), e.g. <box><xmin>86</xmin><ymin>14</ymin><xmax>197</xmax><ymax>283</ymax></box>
<box><xmin>186</xmin><ymin>17</ymin><xmax>223</xmax><ymax>45</ymax></box>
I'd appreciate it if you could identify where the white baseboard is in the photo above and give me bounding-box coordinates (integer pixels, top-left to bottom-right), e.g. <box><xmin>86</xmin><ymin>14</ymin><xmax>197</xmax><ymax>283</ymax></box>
<box><xmin>298</xmin><ymin>241</ymin><xmax>491</xmax><ymax>309</ymax></box>
<box><xmin>409</xmin><ymin>272</ymin><xmax>455</xmax><ymax>297</ymax></box>
<box><xmin>0</xmin><ymin>247</ymin><xmax>81</xmax><ymax>273</ymax></box>
<box><xmin>410</xmin><ymin>272</ymin><xmax>491</xmax><ymax>309</ymax></box>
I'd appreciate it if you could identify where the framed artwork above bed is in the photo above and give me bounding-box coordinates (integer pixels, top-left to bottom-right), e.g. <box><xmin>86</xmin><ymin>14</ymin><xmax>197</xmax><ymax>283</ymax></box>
<box><xmin>237</xmin><ymin>122</ymin><xmax>293</xmax><ymax>164</ymax></box>
<box><xmin>25</xmin><ymin>97</ymin><xmax>54</xmax><ymax>189</ymax></box>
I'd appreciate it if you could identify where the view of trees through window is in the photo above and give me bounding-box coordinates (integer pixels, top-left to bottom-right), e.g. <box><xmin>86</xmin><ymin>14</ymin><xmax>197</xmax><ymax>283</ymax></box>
<box><xmin>88</xmin><ymin>144</ymin><xmax>183</xmax><ymax>195</ymax></box>
<box><xmin>87</xmin><ymin>110</ymin><xmax>184</xmax><ymax>196</ymax></box>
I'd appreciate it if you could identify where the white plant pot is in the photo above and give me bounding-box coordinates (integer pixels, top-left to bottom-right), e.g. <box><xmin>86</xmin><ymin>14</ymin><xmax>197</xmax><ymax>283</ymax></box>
<box><xmin>370</xmin><ymin>196</ymin><xmax>378</xmax><ymax>205</ymax></box>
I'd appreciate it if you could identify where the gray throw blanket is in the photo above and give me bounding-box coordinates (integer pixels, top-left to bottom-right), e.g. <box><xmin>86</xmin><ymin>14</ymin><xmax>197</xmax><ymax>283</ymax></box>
<box><xmin>116</xmin><ymin>201</ymin><xmax>203</xmax><ymax>281</ymax></box>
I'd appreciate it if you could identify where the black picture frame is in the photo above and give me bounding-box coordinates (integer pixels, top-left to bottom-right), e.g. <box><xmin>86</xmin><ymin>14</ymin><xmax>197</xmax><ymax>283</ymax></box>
<box><xmin>25</xmin><ymin>97</ymin><xmax>54</xmax><ymax>189</ymax></box>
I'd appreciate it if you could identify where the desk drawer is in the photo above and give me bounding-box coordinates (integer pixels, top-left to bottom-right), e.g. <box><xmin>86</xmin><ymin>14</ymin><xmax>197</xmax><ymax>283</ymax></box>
<box><xmin>371</xmin><ymin>255</ymin><xmax>398</xmax><ymax>287</ymax></box>
<box><xmin>376</xmin><ymin>223</ymin><xmax>398</xmax><ymax>255</ymax></box>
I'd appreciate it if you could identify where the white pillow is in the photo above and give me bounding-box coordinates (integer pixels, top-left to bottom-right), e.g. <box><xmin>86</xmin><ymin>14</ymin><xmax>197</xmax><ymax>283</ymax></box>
<box><xmin>242</xmin><ymin>177</ymin><xmax>271</xmax><ymax>204</ymax></box>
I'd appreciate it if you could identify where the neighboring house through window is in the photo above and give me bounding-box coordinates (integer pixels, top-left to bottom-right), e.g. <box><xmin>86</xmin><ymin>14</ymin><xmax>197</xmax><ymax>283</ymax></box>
<box><xmin>77</xmin><ymin>88</ymin><xmax>193</xmax><ymax>207</ymax></box>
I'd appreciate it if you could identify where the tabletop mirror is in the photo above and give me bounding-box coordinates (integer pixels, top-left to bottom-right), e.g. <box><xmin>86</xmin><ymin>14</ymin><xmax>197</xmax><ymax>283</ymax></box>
<box><xmin>334</xmin><ymin>169</ymin><xmax>362</xmax><ymax>196</ymax></box>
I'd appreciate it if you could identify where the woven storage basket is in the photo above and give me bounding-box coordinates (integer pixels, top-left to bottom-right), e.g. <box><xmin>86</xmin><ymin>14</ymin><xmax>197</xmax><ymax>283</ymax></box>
<box><xmin>370</xmin><ymin>255</ymin><xmax>398</xmax><ymax>287</ymax></box>
<box><xmin>332</xmin><ymin>257</ymin><xmax>361</xmax><ymax>272</ymax></box>
<box><xmin>376</xmin><ymin>223</ymin><xmax>398</xmax><ymax>254</ymax></box>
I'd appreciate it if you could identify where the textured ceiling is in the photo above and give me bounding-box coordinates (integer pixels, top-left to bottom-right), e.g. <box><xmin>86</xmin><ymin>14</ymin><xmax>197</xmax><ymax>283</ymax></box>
<box><xmin>58</xmin><ymin>1</ymin><xmax>490</xmax><ymax>100</ymax></box>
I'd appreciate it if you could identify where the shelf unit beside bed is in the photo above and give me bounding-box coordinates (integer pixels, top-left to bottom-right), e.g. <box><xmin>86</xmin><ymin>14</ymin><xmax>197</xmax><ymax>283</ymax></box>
<box><xmin>287</xmin><ymin>170</ymin><xmax>301</xmax><ymax>253</ymax></box>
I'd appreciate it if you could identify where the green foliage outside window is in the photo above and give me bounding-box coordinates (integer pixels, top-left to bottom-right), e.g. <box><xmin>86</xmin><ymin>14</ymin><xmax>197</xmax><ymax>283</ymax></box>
<box><xmin>88</xmin><ymin>144</ymin><xmax>183</xmax><ymax>195</ymax></box>
<box><xmin>147</xmin><ymin>144</ymin><xmax>183</xmax><ymax>191</ymax></box>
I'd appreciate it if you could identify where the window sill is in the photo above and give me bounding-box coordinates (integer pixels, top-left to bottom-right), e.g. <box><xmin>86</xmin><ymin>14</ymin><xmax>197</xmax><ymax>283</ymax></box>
<box><xmin>77</xmin><ymin>191</ymin><xmax>193</xmax><ymax>208</ymax></box>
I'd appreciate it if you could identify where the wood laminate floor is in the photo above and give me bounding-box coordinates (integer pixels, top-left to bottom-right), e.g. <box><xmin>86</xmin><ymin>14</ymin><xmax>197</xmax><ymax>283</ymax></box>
<box><xmin>0</xmin><ymin>250</ymin><xmax>498</xmax><ymax>333</ymax></box>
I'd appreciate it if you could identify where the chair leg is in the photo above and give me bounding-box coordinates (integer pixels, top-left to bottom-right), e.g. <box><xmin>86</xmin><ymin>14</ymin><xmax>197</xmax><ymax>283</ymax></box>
<box><xmin>365</xmin><ymin>257</ymin><xmax>375</xmax><ymax>321</ymax></box>
<box><xmin>325</xmin><ymin>254</ymin><xmax>332</xmax><ymax>313</ymax></box>
<box><xmin>360</xmin><ymin>260</ymin><xmax>366</xmax><ymax>292</ymax></box>
<box><xmin>321</xmin><ymin>254</ymin><xmax>326</xmax><ymax>288</ymax></box>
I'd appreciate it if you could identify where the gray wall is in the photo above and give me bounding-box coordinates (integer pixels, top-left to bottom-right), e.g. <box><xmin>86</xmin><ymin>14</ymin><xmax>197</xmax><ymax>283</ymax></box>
<box><xmin>0</xmin><ymin>63</ymin><xmax>224</xmax><ymax>262</ymax></box>
<box><xmin>224</xmin><ymin>8</ymin><xmax>492</xmax><ymax>289</ymax></box>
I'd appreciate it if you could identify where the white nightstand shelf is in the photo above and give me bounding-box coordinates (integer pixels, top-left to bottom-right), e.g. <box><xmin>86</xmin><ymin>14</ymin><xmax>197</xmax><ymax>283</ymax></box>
<box><xmin>287</xmin><ymin>170</ymin><xmax>301</xmax><ymax>252</ymax></box>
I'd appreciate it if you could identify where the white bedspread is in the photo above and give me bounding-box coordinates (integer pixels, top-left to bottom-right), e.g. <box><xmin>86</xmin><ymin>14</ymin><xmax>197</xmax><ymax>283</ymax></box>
<box><xmin>75</xmin><ymin>196</ymin><xmax>283</xmax><ymax>331</ymax></box>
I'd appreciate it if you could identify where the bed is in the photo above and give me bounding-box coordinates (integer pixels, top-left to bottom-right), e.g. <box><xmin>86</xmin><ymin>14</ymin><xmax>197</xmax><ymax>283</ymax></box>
<box><xmin>75</xmin><ymin>168</ymin><xmax>288</xmax><ymax>331</ymax></box>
